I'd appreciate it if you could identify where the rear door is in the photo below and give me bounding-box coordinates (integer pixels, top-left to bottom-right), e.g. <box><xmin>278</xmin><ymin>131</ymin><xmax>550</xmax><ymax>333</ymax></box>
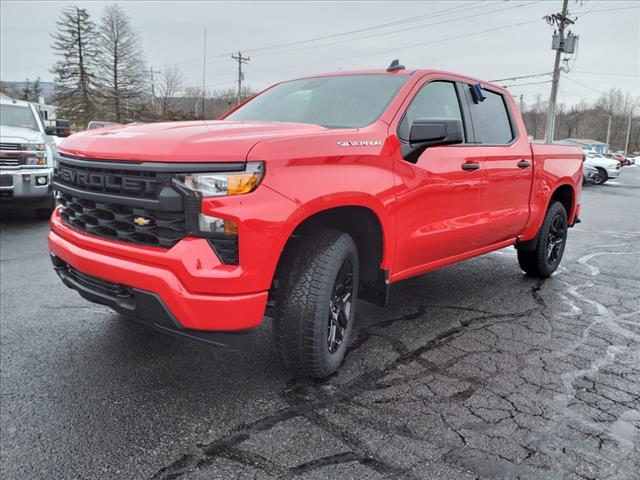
<box><xmin>464</xmin><ymin>85</ymin><xmax>533</xmax><ymax>245</ymax></box>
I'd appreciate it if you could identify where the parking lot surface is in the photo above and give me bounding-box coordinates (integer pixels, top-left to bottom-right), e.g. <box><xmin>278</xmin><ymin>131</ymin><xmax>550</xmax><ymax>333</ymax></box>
<box><xmin>1</xmin><ymin>169</ymin><xmax>639</xmax><ymax>480</ymax></box>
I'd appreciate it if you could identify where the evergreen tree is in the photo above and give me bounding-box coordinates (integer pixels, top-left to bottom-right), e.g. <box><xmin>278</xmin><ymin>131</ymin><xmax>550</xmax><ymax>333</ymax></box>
<box><xmin>32</xmin><ymin>77</ymin><xmax>43</xmax><ymax>102</ymax></box>
<box><xmin>97</xmin><ymin>4</ymin><xmax>147</xmax><ymax>123</ymax></box>
<box><xmin>20</xmin><ymin>79</ymin><xmax>32</xmax><ymax>101</ymax></box>
<box><xmin>50</xmin><ymin>6</ymin><xmax>100</xmax><ymax>127</ymax></box>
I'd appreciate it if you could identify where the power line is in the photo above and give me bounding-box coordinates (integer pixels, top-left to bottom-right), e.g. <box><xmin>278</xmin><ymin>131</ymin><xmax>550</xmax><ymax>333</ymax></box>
<box><xmin>174</xmin><ymin>0</ymin><xmax>494</xmax><ymax>67</ymax></box>
<box><xmin>490</xmin><ymin>72</ymin><xmax>552</xmax><ymax>82</ymax></box>
<box><xmin>190</xmin><ymin>2</ymin><xmax>639</xmax><ymax>92</ymax></box>
<box><xmin>195</xmin><ymin>17</ymin><xmax>554</xmax><ymax>89</ymax></box>
<box><xmin>243</xmin><ymin>0</ymin><xmax>497</xmax><ymax>55</ymax></box>
<box><xmin>572</xmin><ymin>71</ymin><xmax>640</xmax><ymax>78</ymax></box>
<box><xmin>501</xmin><ymin>80</ymin><xmax>552</xmax><ymax>88</ymax></box>
<box><xmin>245</xmin><ymin>1</ymin><xmax>541</xmax><ymax>61</ymax></box>
<box><xmin>560</xmin><ymin>74</ymin><xmax>609</xmax><ymax>96</ymax></box>
<box><xmin>185</xmin><ymin>4</ymin><xmax>545</xmax><ymax>86</ymax></box>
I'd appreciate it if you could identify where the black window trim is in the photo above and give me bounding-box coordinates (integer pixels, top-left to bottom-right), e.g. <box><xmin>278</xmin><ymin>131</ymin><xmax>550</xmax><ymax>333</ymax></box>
<box><xmin>396</xmin><ymin>78</ymin><xmax>470</xmax><ymax>144</ymax></box>
<box><xmin>461</xmin><ymin>83</ymin><xmax>519</xmax><ymax>147</ymax></box>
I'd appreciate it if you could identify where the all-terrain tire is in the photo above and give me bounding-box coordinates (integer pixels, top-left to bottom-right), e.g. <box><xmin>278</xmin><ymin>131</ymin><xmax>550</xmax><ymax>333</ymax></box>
<box><xmin>273</xmin><ymin>229</ymin><xmax>359</xmax><ymax>378</ymax></box>
<box><xmin>517</xmin><ymin>201</ymin><xmax>568</xmax><ymax>278</ymax></box>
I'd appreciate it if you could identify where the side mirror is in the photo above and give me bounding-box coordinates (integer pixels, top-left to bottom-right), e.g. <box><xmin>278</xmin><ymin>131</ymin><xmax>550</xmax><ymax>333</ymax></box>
<box><xmin>409</xmin><ymin>118</ymin><xmax>463</xmax><ymax>146</ymax></box>
<box><xmin>45</xmin><ymin>126</ymin><xmax>56</xmax><ymax>136</ymax></box>
<box><xmin>55</xmin><ymin>119</ymin><xmax>71</xmax><ymax>137</ymax></box>
<box><xmin>402</xmin><ymin>118</ymin><xmax>464</xmax><ymax>163</ymax></box>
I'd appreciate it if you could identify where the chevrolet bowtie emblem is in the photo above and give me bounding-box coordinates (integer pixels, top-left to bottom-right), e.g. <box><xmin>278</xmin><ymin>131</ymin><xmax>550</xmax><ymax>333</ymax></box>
<box><xmin>133</xmin><ymin>216</ymin><xmax>151</xmax><ymax>226</ymax></box>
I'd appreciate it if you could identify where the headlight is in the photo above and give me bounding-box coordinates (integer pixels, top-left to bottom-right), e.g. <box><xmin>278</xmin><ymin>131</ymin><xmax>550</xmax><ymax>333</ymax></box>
<box><xmin>173</xmin><ymin>162</ymin><xmax>264</xmax><ymax>197</ymax></box>
<box><xmin>20</xmin><ymin>143</ymin><xmax>46</xmax><ymax>152</ymax></box>
<box><xmin>19</xmin><ymin>143</ymin><xmax>48</xmax><ymax>166</ymax></box>
<box><xmin>23</xmin><ymin>157</ymin><xmax>47</xmax><ymax>166</ymax></box>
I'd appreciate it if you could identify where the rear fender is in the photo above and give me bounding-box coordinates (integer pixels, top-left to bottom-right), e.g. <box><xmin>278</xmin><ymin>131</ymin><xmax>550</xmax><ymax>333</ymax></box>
<box><xmin>518</xmin><ymin>180</ymin><xmax>577</xmax><ymax>244</ymax></box>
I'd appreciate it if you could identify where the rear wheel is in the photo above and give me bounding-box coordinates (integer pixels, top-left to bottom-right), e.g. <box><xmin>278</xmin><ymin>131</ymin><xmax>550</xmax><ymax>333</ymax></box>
<box><xmin>273</xmin><ymin>229</ymin><xmax>359</xmax><ymax>378</ymax></box>
<box><xmin>517</xmin><ymin>201</ymin><xmax>568</xmax><ymax>278</ymax></box>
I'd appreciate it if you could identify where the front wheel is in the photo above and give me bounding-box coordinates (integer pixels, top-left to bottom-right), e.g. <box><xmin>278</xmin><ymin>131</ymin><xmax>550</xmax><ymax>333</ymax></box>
<box><xmin>273</xmin><ymin>230</ymin><xmax>359</xmax><ymax>378</ymax></box>
<box><xmin>517</xmin><ymin>201</ymin><xmax>568</xmax><ymax>278</ymax></box>
<box><xmin>594</xmin><ymin>168</ymin><xmax>608</xmax><ymax>185</ymax></box>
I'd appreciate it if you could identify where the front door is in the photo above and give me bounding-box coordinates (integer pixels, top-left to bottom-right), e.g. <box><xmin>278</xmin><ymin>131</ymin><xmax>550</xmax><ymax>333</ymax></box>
<box><xmin>392</xmin><ymin>80</ymin><xmax>485</xmax><ymax>279</ymax></box>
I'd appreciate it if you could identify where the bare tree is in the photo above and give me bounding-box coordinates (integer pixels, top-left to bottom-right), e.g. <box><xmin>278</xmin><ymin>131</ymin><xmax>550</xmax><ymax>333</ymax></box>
<box><xmin>522</xmin><ymin>90</ymin><xmax>639</xmax><ymax>152</ymax></box>
<box><xmin>183</xmin><ymin>85</ymin><xmax>206</xmax><ymax>117</ymax></box>
<box><xmin>156</xmin><ymin>65</ymin><xmax>183</xmax><ymax>119</ymax></box>
<box><xmin>51</xmin><ymin>6</ymin><xmax>100</xmax><ymax>127</ymax></box>
<box><xmin>97</xmin><ymin>4</ymin><xmax>147</xmax><ymax>123</ymax></box>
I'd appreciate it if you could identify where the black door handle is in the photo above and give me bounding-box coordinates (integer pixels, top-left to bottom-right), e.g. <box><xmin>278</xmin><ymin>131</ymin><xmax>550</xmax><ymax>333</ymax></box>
<box><xmin>517</xmin><ymin>160</ymin><xmax>531</xmax><ymax>168</ymax></box>
<box><xmin>462</xmin><ymin>163</ymin><xmax>480</xmax><ymax>170</ymax></box>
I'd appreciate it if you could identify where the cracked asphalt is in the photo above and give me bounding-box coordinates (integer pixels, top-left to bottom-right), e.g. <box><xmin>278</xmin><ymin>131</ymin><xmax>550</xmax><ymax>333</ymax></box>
<box><xmin>2</xmin><ymin>168</ymin><xmax>639</xmax><ymax>480</ymax></box>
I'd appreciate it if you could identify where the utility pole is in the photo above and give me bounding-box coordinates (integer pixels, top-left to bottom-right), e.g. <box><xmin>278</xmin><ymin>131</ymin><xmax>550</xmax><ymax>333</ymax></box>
<box><xmin>202</xmin><ymin>29</ymin><xmax>207</xmax><ymax>120</ymax></box>
<box><xmin>624</xmin><ymin>112</ymin><xmax>633</xmax><ymax>155</ymax></box>
<box><xmin>605</xmin><ymin>114</ymin><xmax>612</xmax><ymax>152</ymax></box>
<box><xmin>544</xmin><ymin>0</ymin><xmax>575</xmax><ymax>144</ymax></box>
<box><xmin>231</xmin><ymin>52</ymin><xmax>250</xmax><ymax>105</ymax></box>
<box><xmin>519</xmin><ymin>94</ymin><xmax>524</xmax><ymax>113</ymax></box>
<box><xmin>149</xmin><ymin>66</ymin><xmax>161</xmax><ymax>116</ymax></box>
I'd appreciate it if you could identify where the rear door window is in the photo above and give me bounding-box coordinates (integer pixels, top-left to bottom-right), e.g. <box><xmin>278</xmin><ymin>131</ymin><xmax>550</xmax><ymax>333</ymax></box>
<box><xmin>468</xmin><ymin>89</ymin><xmax>514</xmax><ymax>144</ymax></box>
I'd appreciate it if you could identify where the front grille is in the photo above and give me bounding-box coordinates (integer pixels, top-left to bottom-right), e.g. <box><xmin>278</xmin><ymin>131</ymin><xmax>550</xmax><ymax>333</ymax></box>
<box><xmin>1</xmin><ymin>143</ymin><xmax>22</xmax><ymax>167</ymax></box>
<box><xmin>55</xmin><ymin>159</ymin><xmax>164</xmax><ymax>200</ymax></box>
<box><xmin>58</xmin><ymin>191</ymin><xmax>186</xmax><ymax>248</ymax></box>
<box><xmin>67</xmin><ymin>266</ymin><xmax>133</xmax><ymax>298</ymax></box>
<box><xmin>0</xmin><ymin>143</ymin><xmax>19</xmax><ymax>151</ymax></box>
<box><xmin>0</xmin><ymin>159</ymin><xmax>20</xmax><ymax>167</ymax></box>
<box><xmin>53</xmin><ymin>155</ymin><xmax>242</xmax><ymax>263</ymax></box>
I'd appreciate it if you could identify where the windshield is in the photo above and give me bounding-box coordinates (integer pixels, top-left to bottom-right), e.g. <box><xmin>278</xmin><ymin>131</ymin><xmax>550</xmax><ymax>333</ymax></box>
<box><xmin>0</xmin><ymin>104</ymin><xmax>39</xmax><ymax>131</ymax></box>
<box><xmin>226</xmin><ymin>75</ymin><xmax>409</xmax><ymax>128</ymax></box>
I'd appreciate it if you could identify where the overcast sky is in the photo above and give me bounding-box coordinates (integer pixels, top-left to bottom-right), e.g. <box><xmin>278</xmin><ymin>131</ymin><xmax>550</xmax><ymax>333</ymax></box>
<box><xmin>1</xmin><ymin>0</ymin><xmax>638</xmax><ymax>106</ymax></box>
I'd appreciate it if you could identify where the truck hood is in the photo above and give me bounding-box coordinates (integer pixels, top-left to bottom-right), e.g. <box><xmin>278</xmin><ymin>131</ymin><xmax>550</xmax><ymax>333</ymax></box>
<box><xmin>57</xmin><ymin>121</ymin><xmax>335</xmax><ymax>162</ymax></box>
<box><xmin>0</xmin><ymin>125</ymin><xmax>44</xmax><ymax>144</ymax></box>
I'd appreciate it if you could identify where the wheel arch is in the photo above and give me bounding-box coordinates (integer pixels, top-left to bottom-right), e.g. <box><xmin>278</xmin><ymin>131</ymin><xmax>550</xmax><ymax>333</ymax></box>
<box><xmin>517</xmin><ymin>182</ymin><xmax>576</xmax><ymax>251</ymax></box>
<box><xmin>270</xmin><ymin>201</ymin><xmax>391</xmax><ymax>307</ymax></box>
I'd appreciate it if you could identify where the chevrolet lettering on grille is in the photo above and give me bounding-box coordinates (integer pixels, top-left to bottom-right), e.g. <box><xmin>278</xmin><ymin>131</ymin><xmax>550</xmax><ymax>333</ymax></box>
<box><xmin>57</xmin><ymin>166</ymin><xmax>159</xmax><ymax>194</ymax></box>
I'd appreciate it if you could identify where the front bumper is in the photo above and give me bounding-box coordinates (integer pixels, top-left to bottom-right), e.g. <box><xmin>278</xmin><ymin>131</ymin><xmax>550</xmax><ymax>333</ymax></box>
<box><xmin>48</xmin><ymin>211</ymin><xmax>268</xmax><ymax>331</ymax></box>
<box><xmin>0</xmin><ymin>168</ymin><xmax>53</xmax><ymax>205</ymax></box>
<box><xmin>606</xmin><ymin>168</ymin><xmax>621</xmax><ymax>178</ymax></box>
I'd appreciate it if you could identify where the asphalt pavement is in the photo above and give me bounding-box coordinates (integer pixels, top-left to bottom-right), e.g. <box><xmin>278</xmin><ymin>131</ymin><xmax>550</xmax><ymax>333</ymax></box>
<box><xmin>1</xmin><ymin>168</ymin><xmax>639</xmax><ymax>480</ymax></box>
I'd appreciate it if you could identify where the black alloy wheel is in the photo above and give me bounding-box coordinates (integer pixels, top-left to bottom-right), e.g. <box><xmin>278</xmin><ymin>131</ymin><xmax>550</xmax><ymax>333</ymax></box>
<box><xmin>546</xmin><ymin>213</ymin><xmax>566</xmax><ymax>266</ymax></box>
<box><xmin>327</xmin><ymin>259</ymin><xmax>354</xmax><ymax>354</ymax></box>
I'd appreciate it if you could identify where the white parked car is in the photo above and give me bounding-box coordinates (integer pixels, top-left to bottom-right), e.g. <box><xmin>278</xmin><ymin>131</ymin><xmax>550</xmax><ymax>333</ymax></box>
<box><xmin>583</xmin><ymin>150</ymin><xmax>621</xmax><ymax>185</ymax></box>
<box><xmin>0</xmin><ymin>97</ymin><xmax>69</xmax><ymax>218</ymax></box>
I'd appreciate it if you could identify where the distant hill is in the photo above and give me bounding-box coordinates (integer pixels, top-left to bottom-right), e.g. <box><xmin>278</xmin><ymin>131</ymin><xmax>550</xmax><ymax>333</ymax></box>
<box><xmin>1</xmin><ymin>81</ymin><xmax>57</xmax><ymax>99</ymax></box>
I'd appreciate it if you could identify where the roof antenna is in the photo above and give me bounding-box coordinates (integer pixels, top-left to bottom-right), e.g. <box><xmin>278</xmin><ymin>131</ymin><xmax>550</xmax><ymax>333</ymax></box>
<box><xmin>386</xmin><ymin>59</ymin><xmax>405</xmax><ymax>72</ymax></box>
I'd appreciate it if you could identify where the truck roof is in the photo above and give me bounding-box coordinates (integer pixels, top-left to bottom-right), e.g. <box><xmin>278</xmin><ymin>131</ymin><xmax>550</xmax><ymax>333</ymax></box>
<box><xmin>0</xmin><ymin>95</ymin><xmax>32</xmax><ymax>108</ymax></box>
<box><xmin>293</xmin><ymin>68</ymin><xmax>504</xmax><ymax>92</ymax></box>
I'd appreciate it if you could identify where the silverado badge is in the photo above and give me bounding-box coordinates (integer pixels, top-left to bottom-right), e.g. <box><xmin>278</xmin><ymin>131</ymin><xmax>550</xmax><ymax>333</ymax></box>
<box><xmin>133</xmin><ymin>216</ymin><xmax>151</xmax><ymax>226</ymax></box>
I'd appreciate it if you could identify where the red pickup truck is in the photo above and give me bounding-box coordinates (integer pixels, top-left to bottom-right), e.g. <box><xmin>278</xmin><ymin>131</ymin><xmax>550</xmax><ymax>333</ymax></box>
<box><xmin>49</xmin><ymin>66</ymin><xmax>583</xmax><ymax>377</ymax></box>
